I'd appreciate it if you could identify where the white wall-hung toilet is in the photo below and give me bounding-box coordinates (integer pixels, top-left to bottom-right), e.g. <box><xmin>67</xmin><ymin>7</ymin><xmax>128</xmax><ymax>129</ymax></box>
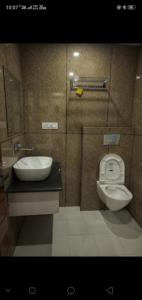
<box><xmin>97</xmin><ymin>154</ymin><xmax>133</xmax><ymax>211</ymax></box>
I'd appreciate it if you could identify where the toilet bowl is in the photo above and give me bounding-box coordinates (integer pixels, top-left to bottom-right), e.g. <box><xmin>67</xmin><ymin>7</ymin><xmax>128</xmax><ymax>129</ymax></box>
<box><xmin>96</xmin><ymin>154</ymin><xmax>133</xmax><ymax>211</ymax></box>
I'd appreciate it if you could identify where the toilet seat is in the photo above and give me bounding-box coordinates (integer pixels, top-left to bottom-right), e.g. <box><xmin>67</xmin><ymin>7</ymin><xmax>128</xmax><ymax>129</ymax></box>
<box><xmin>97</xmin><ymin>181</ymin><xmax>133</xmax><ymax>211</ymax></box>
<box><xmin>99</xmin><ymin>153</ymin><xmax>124</xmax><ymax>184</ymax></box>
<box><xmin>97</xmin><ymin>154</ymin><xmax>133</xmax><ymax>211</ymax></box>
<box><xmin>99</xmin><ymin>184</ymin><xmax>132</xmax><ymax>201</ymax></box>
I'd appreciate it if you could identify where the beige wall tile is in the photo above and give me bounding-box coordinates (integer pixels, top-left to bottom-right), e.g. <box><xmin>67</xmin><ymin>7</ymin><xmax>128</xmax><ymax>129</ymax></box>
<box><xmin>67</xmin><ymin>44</ymin><xmax>111</xmax><ymax>132</ymax></box>
<box><xmin>24</xmin><ymin>90</ymin><xmax>66</xmax><ymax>133</ymax></box>
<box><xmin>133</xmin><ymin>47</ymin><xmax>142</xmax><ymax>134</ymax></box>
<box><xmin>108</xmin><ymin>45</ymin><xmax>138</xmax><ymax>127</ymax></box>
<box><xmin>0</xmin><ymin>45</ymin><xmax>8</xmax><ymax>142</ymax></box>
<box><xmin>67</xmin><ymin>44</ymin><xmax>138</xmax><ymax>132</ymax></box>
<box><xmin>67</xmin><ymin>99</ymin><xmax>108</xmax><ymax>132</ymax></box>
<box><xmin>82</xmin><ymin>126</ymin><xmax>133</xmax><ymax>135</ymax></box>
<box><xmin>0</xmin><ymin>65</ymin><xmax>7</xmax><ymax>142</ymax></box>
<box><xmin>21</xmin><ymin>44</ymin><xmax>66</xmax><ymax>133</ymax></box>
<box><xmin>0</xmin><ymin>45</ymin><xmax>6</xmax><ymax>65</ymax></box>
<box><xmin>129</xmin><ymin>47</ymin><xmax>142</xmax><ymax>227</ymax></box>
<box><xmin>67</xmin><ymin>44</ymin><xmax>112</xmax><ymax>76</ymax></box>
<box><xmin>129</xmin><ymin>135</ymin><xmax>142</xmax><ymax>226</ymax></box>
<box><xmin>81</xmin><ymin>134</ymin><xmax>108</xmax><ymax>210</ymax></box>
<box><xmin>66</xmin><ymin>134</ymin><xmax>81</xmax><ymax>206</ymax></box>
<box><xmin>5</xmin><ymin>44</ymin><xmax>22</xmax><ymax>80</ymax></box>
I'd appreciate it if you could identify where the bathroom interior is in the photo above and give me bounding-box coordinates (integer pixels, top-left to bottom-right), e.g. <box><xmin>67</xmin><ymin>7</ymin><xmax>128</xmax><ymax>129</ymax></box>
<box><xmin>0</xmin><ymin>43</ymin><xmax>142</xmax><ymax>256</ymax></box>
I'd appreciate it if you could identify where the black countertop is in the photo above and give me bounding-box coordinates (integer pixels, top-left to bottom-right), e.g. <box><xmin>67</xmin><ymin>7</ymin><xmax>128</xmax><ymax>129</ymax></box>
<box><xmin>7</xmin><ymin>161</ymin><xmax>62</xmax><ymax>193</ymax></box>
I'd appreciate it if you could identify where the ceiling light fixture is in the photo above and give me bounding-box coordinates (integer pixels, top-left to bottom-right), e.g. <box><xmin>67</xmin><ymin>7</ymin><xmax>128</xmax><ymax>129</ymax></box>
<box><xmin>69</xmin><ymin>72</ymin><xmax>74</xmax><ymax>77</ymax></box>
<box><xmin>73</xmin><ymin>52</ymin><xmax>80</xmax><ymax>57</ymax></box>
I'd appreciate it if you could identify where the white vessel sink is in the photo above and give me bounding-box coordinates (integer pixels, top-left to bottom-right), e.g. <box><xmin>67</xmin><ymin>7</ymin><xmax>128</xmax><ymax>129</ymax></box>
<box><xmin>13</xmin><ymin>156</ymin><xmax>53</xmax><ymax>181</ymax></box>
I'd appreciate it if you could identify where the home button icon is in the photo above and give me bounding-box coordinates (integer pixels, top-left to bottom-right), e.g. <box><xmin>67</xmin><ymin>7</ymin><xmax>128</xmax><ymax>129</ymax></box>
<box><xmin>67</xmin><ymin>286</ymin><xmax>75</xmax><ymax>296</ymax></box>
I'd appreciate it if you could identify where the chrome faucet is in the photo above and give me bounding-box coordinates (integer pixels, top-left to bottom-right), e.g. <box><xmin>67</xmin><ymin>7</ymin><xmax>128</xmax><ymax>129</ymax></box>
<box><xmin>14</xmin><ymin>143</ymin><xmax>34</xmax><ymax>153</ymax></box>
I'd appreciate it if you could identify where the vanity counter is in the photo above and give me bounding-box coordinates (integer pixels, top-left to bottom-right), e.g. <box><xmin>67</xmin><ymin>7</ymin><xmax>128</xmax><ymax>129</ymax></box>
<box><xmin>7</xmin><ymin>161</ymin><xmax>62</xmax><ymax>193</ymax></box>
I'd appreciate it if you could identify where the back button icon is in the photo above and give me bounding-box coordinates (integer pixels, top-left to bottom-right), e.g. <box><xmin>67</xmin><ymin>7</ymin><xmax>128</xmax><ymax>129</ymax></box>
<box><xmin>106</xmin><ymin>286</ymin><xmax>114</xmax><ymax>295</ymax></box>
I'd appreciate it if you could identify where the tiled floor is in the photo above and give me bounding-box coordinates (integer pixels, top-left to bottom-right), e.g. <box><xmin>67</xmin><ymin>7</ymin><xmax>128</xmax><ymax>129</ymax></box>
<box><xmin>14</xmin><ymin>207</ymin><xmax>142</xmax><ymax>256</ymax></box>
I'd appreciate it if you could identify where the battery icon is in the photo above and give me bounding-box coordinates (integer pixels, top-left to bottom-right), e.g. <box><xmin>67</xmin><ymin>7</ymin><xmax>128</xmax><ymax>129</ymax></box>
<box><xmin>127</xmin><ymin>4</ymin><xmax>136</xmax><ymax>10</ymax></box>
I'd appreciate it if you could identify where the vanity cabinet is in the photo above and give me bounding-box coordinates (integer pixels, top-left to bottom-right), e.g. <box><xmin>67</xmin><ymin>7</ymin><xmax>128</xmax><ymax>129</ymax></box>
<box><xmin>8</xmin><ymin>191</ymin><xmax>59</xmax><ymax>216</ymax></box>
<box><xmin>7</xmin><ymin>161</ymin><xmax>62</xmax><ymax>217</ymax></box>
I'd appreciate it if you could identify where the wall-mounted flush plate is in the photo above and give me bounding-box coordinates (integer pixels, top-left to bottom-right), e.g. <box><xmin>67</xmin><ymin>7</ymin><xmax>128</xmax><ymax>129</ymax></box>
<box><xmin>103</xmin><ymin>134</ymin><xmax>120</xmax><ymax>145</ymax></box>
<box><xmin>42</xmin><ymin>122</ymin><xmax>58</xmax><ymax>129</ymax></box>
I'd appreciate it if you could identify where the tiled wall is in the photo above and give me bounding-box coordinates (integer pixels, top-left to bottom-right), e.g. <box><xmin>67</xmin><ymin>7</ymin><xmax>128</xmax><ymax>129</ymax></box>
<box><xmin>20</xmin><ymin>44</ymin><xmax>138</xmax><ymax>209</ymax></box>
<box><xmin>107</xmin><ymin>45</ymin><xmax>137</xmax><ymax>126</ymax></box>
<box><xmin>0</xmin><ymin>44</ymin><xmax>25</xmax><ymax>255</ymax></box>
<box><xmin>67</xmin><ymin>44</ymin><xmax>112</xmax><ymax>131</ymax></box>
<box><xmin>129</xmin><ymin>46</ymin><xmax>142</xmax><ymax>226</ymax></box>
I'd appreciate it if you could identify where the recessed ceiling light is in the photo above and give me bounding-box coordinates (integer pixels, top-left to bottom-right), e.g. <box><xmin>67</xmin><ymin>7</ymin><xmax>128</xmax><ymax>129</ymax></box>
<box><xmin>69</xmin><ymin>72</ymin><xmax>74</xmax><ymax>77</ymax></box>
<box><xmin>73</xmin><ymin>52</ymin><xmax>80</xmax><ymax>57</ymax></box>
<box><xmin>136</xmin><ymin>76</ymin><xmax>141</xmax><ymax>79</ymax></box>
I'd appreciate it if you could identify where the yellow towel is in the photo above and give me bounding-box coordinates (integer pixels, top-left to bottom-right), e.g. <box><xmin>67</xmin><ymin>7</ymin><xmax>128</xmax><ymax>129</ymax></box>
<box><xmin>76</xmin><ymin>88</ymin><xmax>84</xmax><ymax>97</ymax></box>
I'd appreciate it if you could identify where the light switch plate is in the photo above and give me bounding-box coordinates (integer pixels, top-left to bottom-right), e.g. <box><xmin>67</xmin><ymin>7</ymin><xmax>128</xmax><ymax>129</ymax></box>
<box><xmin>103</xmin><ymin>134</ymin><xmax>120</xmax><ymax>145</ymax></box>
<box><xmin>42</xmin><ymin>122</ymin><xmax>58</xmax><ymax>129</ymax></box>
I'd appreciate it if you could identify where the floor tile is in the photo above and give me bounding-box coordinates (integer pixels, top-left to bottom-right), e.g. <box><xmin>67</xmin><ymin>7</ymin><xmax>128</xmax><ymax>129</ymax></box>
<box><xmin>116</xmin><ymin>235</ymin><xmax>142</xmax><ymax>256</ymax></box>
<box><xmin>81</xmin><ymin>210</ymin><xmax>105</xmax><ymax>223</ymax></box>
<box><xmin>69</xmin><ymin>235</ymin><xmax>100</xmax><ymax>256</ymax></box>
<box><xmin>94</xmin><ymin>233</ymin><xmax>122</xmax><ymax>256</ymax></box>
<box><xmin>51</xmin><ymin>237</ymin><xmax>70</xmax><ymax>256</ymax></box>
<box><xmin>67</xmin><ymin>219</ymin><xmax>89</xmax><ymax>235</ymax></box>
<box><xmin>14</xmin><ymin>207</ymin><xmax>142</xmax><ymax>257</ymax></box>
<box><xmin>14</xmin><ymin>245</ymin><xmax>50</xmax><ymax>256</ymax></box>
<box><xmin>52</xmin><ymin>219</ymin><xmax>69</xmax><ymax>237</ymax></box>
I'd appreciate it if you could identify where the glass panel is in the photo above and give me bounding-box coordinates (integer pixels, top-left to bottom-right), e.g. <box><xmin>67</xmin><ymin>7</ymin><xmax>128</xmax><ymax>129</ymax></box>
<box><xmin>3</xmin><ymin>66</ymin><xmax>24</xmax><ymax>136</ymax></box>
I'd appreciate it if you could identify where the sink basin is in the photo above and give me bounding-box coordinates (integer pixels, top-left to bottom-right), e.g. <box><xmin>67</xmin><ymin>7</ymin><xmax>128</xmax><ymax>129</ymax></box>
<box><xmin>13</xmin><ymin>156</ymin><xmax>53</xmax><ymax>181</ymax></box>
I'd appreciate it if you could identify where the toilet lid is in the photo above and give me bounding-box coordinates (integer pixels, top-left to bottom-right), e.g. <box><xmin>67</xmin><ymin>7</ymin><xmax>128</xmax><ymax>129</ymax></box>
<box><xmin>99</xmin><ymin>154</ymin><xmax>125</xmax><ymax>184</ymax></box>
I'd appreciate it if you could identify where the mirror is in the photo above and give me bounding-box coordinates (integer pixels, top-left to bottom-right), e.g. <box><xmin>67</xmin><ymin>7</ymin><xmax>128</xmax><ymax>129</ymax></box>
<box><xmin>3</xmin><ymin>66</ymin><xmax>24</xmax><ymax>136</ymax></box>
